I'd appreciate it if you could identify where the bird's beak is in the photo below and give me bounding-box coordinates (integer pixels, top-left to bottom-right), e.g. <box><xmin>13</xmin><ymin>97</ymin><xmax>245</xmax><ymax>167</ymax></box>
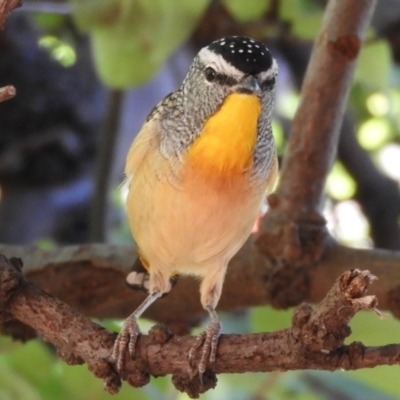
<box><xmin>236</xmin><ymin>75</ymin><xmax>261</xmax><ymax>96</ymax></box>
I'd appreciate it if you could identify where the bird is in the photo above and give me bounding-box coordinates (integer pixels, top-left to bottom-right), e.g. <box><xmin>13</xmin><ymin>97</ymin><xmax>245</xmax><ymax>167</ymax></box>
<box><xmin>112</xmin><ymin>36</ymin><xmax>279</xmax><ymax>376</ymax></box>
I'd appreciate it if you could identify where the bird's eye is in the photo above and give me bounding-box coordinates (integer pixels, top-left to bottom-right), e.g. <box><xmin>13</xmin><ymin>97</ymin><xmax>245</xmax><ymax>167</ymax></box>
<box><xmin>204</xmin><ymin>67</ymin><xmax>216</xmax><ymax>82</ymax></box>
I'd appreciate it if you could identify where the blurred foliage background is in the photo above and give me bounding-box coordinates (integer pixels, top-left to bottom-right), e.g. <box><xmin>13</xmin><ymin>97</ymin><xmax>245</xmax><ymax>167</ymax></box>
<box><xmin>1</xmin><ymin>0</ymin><xmax>400</xmax><ymax>399</ymax></box>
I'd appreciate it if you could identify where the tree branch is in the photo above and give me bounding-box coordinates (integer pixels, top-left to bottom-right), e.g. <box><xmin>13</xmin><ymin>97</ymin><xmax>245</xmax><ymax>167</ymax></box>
<box><xmin>1</xmin><ymin>254</ymin><xmax>394</xmax><ymax>398</ymax></box>
<box><xmin>271</xmin><ymin>0</ymin><xmax>376</xmax><ymax>216</ymax></box>
<box><xmin>277</xmin><ymin>32</ymin><xmax>400</xmax><ymax>251</ymax></box>
<box><xmin>256</xmin><ymin>0</ymin><xmax>379</xmax><ymax>315</ymax></box>
<box><xmin>0</xmin><ymin>0</ymin><xmax>21</xmax><ymax>30</ymax></box>
<box><xmin>0</xmin><ymin>255</ymin><xmax>121</xmax><ymax>393</ymax></box>
<box><xmin>89</xmin><ymin>89</ymin><xmax>124</xmax><ymax>242</ymax></box>
<box><xmin>0</xmin><ymin>85</ymin><xmax>16</xmax><ymax>103</ymax></box>
<box><xmin>2</xmin><ymin>240</ymin><xmax>400</xmax><ymax>323</ymax></box>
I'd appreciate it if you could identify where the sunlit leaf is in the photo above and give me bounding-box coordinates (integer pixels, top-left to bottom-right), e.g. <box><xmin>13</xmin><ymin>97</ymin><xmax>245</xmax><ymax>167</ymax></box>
<box><xmin>33</xmin><ymin>14</ymin><xmax>67</xmax><ymax>30</ymax></box>
<box><xmin>71</xmin><ymin>0</ymin><xmax>210</xmax><ymax>88</ymax></box>
<box><xmin>280</xmin><ymin>0</ymin><xmax>323</xmax><ymax>39</ymax></box>
<box><xmin>358</xmin><ymin>117</ymin><xmax>392</xmax><ymax>150</ymax></box>
<box><xmin>326</xmin><ymin>161</ymin><xmax>356</xmax><ymax>201</ymax></box>
<box><xmin>367</xmin><ymin>92</ymin><xmax>390</xmax><ymax>117</ymax></box>
<box><xmin>38</xmin><ymin>35</ymin><xmax>77</xmax><ymax>67</ymax></box>
<box><xmin>355</xmin><ymin>40</ymin><xmax>391</xmax><ymax>90</ymax></box>
<box><xmin>333</xmin><ymin>200</ymin><xmax>370</xmax><ymax>247</ymax></box>
<box><xmin>222</xmin><ymin>0</ymin><xmax>269</xmax><ymax>22</ymax></box>
<box><xmin>277</xmin><ymin>91</ymin><xmax>300</xmax><ymax>119</ymax></box>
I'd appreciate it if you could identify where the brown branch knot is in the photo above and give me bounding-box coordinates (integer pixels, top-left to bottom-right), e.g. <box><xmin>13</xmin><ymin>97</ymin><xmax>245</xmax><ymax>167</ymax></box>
<box><xmin>291</xmin><ymin>269</ymin><xmax>382</xmax><ymax>355</ymax></box>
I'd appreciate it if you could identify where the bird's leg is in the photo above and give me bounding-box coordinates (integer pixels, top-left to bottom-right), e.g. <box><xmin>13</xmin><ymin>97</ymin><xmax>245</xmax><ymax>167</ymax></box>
<box><xmin>189</xmin><ymin>265</ymin><xmax>226</xmax><ymax>376</ymax></box>
<box><xmin>112</xmin><ymin>291</ymin><xmax>161</xmax><ymax>373</ymax></box>
<box><xmin>189</xmin><ymin>305</ymin><xmax>222</xmax><ymax>376</ymax></box>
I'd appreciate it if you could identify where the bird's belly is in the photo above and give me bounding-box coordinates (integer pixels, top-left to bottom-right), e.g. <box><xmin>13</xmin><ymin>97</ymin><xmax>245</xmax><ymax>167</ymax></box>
<box><xmin>127</xmin><ymin>165</ymin><xmax>264</xmax><ymax>276</ymax></box>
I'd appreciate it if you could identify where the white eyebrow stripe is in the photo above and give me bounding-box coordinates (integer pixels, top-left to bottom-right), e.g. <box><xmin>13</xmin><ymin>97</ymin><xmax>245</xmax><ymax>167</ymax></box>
<box><xmin>258</xmin><ymin>58</ymin><xmax>279</xmax><ymax>81</ymax></box>
<box><xmin>198</xmin><ymin>47</ymin><xmax>244</xmax><ymax>80</ymax></box>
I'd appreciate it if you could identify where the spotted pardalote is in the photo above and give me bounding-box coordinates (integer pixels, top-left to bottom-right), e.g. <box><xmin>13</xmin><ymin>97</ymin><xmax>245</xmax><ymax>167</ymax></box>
<box><xmin>112</xmin><ymin>36</ymin><xmax>279</xmax><ymax>376</ymax></box>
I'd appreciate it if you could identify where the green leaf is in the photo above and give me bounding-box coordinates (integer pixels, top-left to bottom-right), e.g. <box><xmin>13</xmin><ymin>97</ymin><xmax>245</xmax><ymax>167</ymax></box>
<box><xmin>33</xmin><ymin>14</ymin><xmax>67</xmax><ymax>30</ymax></box>
<box><xmin>280</xmin><ymin>0</ymin><xmax>323</xmax><ymax>40</ymax></box>
<box><xmin>357</xmin><ymin>117</ymin><xmax>393</xmax><ymax>151</ymax></box>
<box><xmin>222</xmin><ymin>0</ymin><xmax>269</xmax><ymax>22</ymax></box>
<box><xmin>355</xmin><ymin>40</ymin><xmax>391</xmax><ymax>90</ymax></box>
<box><xmin>326</xmin><ymin>161</ymin><xmax>356</xmax><ymax>200</ymax></box>
<box><xmin>71</xmin><ymin>0</ymin><xmax>210</xmax><ymax>88</ymax></box>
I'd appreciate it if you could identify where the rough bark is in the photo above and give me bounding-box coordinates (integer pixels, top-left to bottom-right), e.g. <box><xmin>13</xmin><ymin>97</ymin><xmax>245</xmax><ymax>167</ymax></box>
<box><xmin>0</xmin><ymin>255</ymin><xmax>390</xmax><ymax>398</ymax></box>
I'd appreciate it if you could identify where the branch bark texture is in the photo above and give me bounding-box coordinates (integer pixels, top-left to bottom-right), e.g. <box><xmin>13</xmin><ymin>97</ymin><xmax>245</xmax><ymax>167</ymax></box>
<box><xmin>0</xmin><ymin>254</ymin><xmax>393</xmax><ymax>398</ymax></box>
<box><xmin>2</xmin><ymin>242</ymin><xmax>400</xmax><ymax>324</ymax></box>
<box><xmin>274</xmin><ymin>0</ymin><xmax>377</xmax><ymax>215</ymax></box>
<box><xmin>255</xmin><ymin>0</ymin><xmax>379</xmax><ymax>316</ymax></box>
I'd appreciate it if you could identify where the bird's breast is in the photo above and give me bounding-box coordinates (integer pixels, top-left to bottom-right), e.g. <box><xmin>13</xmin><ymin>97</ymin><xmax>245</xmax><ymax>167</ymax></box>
<box><xmin>126</xmin><ymin>94</ymin><xmax>267</xmax><ymax>273</ymax></box>
<box><xmin>186</xmin><ymin>93</ymin><xmax>261</xmax><ymax>178</ymax></box>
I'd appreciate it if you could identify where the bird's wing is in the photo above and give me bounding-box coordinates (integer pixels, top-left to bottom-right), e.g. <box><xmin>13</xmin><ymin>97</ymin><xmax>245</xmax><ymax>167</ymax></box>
<box><xmin>265</xmin><ymin>151</ymin><xmax>279</xmax><ymax>195</ymax></box>
<box><xmin>124</xmin><ymin>119</ymin><xmax>161</xmax><ymax>185</ymax></box>
<box><xmin>251</xmin><ymin>153</ymin><xmax>279</xmax><ymax>233</ymax></box>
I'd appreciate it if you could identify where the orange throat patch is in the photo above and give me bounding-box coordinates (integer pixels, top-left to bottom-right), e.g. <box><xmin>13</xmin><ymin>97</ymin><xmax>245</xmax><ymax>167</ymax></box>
<box><xmin>187</xmin><ymin>93</ymin><xmax>261</xmax><ymax>177</ymax></box>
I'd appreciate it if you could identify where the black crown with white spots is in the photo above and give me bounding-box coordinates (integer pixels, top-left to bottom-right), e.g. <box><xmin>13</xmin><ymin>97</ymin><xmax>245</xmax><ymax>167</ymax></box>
<box><xmin>207</xmin><ymin>36</ymin><xmax>273</xmax><ymax>75</ymax></box>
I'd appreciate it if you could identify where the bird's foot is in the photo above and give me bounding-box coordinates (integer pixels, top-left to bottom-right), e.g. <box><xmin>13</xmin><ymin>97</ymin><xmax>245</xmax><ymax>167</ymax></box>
<box><xmin>189</xmin><ymin>318</ymin><xmax>221</xmax><ymax>377</ymax></box>
<box><xmin>112</xmin><ymin>316</ymin><xmax>141</xmax><ymax>374</ymax></box>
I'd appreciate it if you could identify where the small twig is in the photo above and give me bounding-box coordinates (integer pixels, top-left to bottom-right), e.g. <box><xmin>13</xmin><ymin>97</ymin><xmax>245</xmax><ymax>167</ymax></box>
<box><xmin>0</xmin><ymin>0</ymin><xmax>21</xmax><ymax>30</ymax></box>
<box><xmin>0</xmin><ymin>85</ymin><xmax>16</xmax><ymax>103</ymax></box>
<box><xmin>89</xmin><ymin>89</ymin><xmax>124</xmax><ymax>242</ymax></box>
<box><xmin>0</xmin><ymin>2</ymin><xmax>19</xmax><ymax>103</ymax></box>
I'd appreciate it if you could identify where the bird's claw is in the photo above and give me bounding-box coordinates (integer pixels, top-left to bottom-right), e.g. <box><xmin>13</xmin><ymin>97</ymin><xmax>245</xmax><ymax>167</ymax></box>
<box><xmin>189</xmin><ymin>318</ymin><xmax>221</xmax><ymax>377</ymax></box>
<box><xmin>112</xmin><ymin>316</ymin><xmax>141</xmax><ymax>374</ymax></box>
